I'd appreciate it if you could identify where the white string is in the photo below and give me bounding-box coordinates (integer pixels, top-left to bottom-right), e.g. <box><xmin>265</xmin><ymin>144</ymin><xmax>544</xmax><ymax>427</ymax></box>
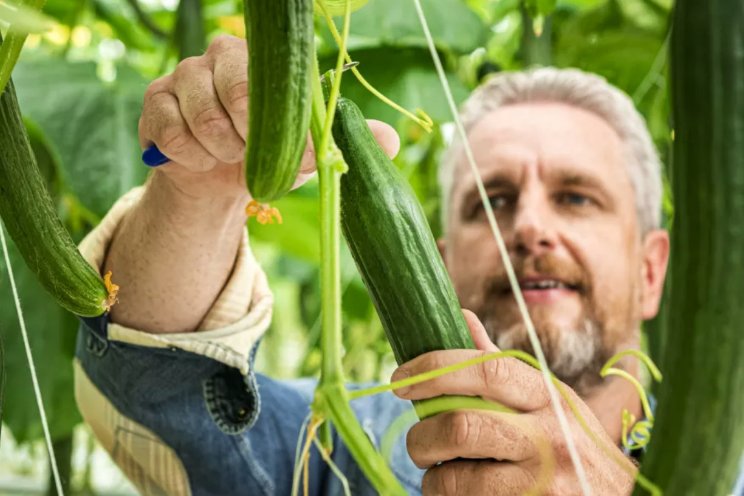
<box><xmin>0</xmin><ymin>222</ymin><xmax>64</xmax><ymax>496</ymax></box>
<box><xmin>410</xmin><ymin>1</ymin><xmax>592</xmax><ymax>494</ymax></box>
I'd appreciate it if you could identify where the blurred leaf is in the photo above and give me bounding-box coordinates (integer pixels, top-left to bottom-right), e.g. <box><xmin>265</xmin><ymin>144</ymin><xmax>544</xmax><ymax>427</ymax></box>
<box><xmin>524</xmin><ymin>0</ymin><xmax>557</xmax><ymax>17</ymax></box>
<box><xmin>555</xmin><ymin>26</ymin><xmax>664</xmax><ymax>92</ymax></box>
<box><xmin>249</xmin><ymin>195</ymin><xmax>321</xmax><ymax>263</ymax></box>
<box><xmin>23</xmin><ymin>117</ymin><xmax>64</xmax><ymax>199</ymax></box>
<box><xmin>317</xmin><ymin>0</ymin><xmax>489</xmax><ymax>55</ymax></box>
<box><xmin>318</xmin><ymin>0</ymin><xmax>370</xmax><ymax>16</ymax></box>
<box><xmin>12</xmin><ymin>57</ymin><xmax>150</xmax><ymax>218</ymax></box>
<box><xmin>90</xmin><ymin>0</ymin><xmax>153</xmax><ymax>51</ymax></box>
<box><xmin>321</xmin><ymin>47</ymin><xmax>468</xmax><ymax>125</ymax></box>
<box><xmin>0</xmin><ymin>236</ymin><xmax>82</xmax><ymax>443</ymax></box>
<box><xmin>0</xmin><ymin>0</ymin><xmax>54</xmax><ymax>33</ymax></box>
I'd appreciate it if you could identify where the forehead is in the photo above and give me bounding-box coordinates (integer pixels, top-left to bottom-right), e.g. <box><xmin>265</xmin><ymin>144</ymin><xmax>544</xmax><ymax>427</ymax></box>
<box><xmin>451</xmin><ymin>102</ymin><xmax>631</xmax><ymax>196</ymax></box>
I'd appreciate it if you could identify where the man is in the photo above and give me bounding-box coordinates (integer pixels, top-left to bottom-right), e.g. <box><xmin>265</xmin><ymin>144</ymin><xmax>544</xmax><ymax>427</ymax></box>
<box><xmin>73</xmin><ymin>34</ymin><xmax>670</xmax><ymax>494</ymax></box>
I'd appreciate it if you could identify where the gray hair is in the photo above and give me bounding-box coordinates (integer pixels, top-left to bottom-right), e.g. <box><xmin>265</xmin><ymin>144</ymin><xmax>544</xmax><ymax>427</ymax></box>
<box><xmin>439</xmin><ymin>67</ymin><xmax>663</xmax><ymax>235</ymax></box>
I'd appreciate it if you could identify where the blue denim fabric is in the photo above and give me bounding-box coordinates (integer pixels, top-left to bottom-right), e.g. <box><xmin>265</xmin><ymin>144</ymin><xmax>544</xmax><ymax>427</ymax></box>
<box><xmin>76</xmin><ymin>314</ymin><xmax>744</xmax><ymax>495</ymax></box>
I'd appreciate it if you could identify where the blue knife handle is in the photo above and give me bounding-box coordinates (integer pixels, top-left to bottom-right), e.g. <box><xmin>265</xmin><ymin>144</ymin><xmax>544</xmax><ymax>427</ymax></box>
<box><xmin>142</xmin><ymin>144</ymin><xmax>170</xmax><ymax>167</ymax></box>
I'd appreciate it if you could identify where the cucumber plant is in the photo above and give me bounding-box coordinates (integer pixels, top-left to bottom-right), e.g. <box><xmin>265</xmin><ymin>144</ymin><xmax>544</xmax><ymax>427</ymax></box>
<box><xmin>633</xmin><ymin>0</ymin><xmax>744</xmax><ymax>493</ymax></box>
<box><xmin>0</xmin><ymin>77</ymin><xmax>117</xmax><ymax>317</ymax></box>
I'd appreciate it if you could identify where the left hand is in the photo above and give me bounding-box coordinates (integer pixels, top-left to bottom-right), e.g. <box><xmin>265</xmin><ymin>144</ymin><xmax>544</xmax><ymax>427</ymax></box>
<box><xmin>391</xmin><ymin>310</ymin><xmax>636</xmax><ymax>495</ymax></box>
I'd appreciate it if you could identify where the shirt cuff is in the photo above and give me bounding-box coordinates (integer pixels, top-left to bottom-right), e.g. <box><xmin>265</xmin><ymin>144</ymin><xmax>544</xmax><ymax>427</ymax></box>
<box><xmin>77</xmin><ymin>185</ymin><xmax>273</xmax><ymax>375</ymax></box>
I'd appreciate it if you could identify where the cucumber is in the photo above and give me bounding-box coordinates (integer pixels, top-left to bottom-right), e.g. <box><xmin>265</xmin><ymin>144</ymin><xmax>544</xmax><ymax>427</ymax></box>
<box><xmin>332</xmin><ymin>97</ymin><xmax>475</xmax><ymax>365</ymax></box>
<box><xmin>633</xmin><ymin>0</ymin><xmax>744</xmax><ymax>493</ymax></box>
<box><xmin>0</xmin><ymin>79</ymin><xmax>115</xmax><ymax>317</ymax></box>
<box><xmin>243</xmin><ymin>0</ymin><xmax>313</xmax><ymax>203</ymax></box>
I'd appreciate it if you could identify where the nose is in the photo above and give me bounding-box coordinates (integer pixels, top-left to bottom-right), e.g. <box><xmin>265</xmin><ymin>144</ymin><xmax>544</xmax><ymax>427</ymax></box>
<box><xmin>509</xmin><ymin>193</ymin><xmax>557</xmax><ymax>257</ymax></box>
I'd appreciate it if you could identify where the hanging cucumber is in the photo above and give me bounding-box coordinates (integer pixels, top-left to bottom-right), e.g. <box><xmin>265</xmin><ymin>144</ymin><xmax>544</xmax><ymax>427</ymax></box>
<box><xmin>332</xmin><ymin>97</ymin><xmax>475</xmax><ymax>365</ymax></box>
<box><xmin>0</xmin><ymin>79</ymin><xmax>116</xmax><ymax>317</ymax></box>
<box><xmin>243</xmin><ymin>0</ymin><xmax>314</xmax><ymax>203</ymax></box>
<box><xmin>633</xmin><ymin>0</ymin><xmax>744</xmax><ymax>493</ymax></box>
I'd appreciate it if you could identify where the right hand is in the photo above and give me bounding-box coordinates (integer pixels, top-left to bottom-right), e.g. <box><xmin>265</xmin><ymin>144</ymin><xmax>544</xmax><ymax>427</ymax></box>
<box><xmin>139</xmin><ymin>34</ymin><xmax>401</xmax><ymax>205</ymax></box>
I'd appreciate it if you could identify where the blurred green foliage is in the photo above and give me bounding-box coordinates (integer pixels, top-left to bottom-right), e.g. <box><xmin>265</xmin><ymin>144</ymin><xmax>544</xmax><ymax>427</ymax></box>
<box><xmin>0</xmin><ymin>0</ymin><xmax>672</xmax><ymax>491</ymax></box>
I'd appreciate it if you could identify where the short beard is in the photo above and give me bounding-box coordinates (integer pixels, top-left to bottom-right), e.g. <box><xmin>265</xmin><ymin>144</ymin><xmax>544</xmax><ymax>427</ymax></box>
<box><xmin>482</xmin><ymin>315</ymin><xmax>611</xmax><ymax>395</ymax></box>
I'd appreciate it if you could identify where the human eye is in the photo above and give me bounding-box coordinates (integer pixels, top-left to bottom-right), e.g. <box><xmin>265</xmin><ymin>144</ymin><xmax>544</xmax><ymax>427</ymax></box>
<box><xmin>489</xmin><ymin>193</ymin><xmax>511</xmax><ymax>210</ymax></box>
<box><xmin>556</xmin><ymin>191</ymin><xmax>594</xmax><ymax>208</ymax></box>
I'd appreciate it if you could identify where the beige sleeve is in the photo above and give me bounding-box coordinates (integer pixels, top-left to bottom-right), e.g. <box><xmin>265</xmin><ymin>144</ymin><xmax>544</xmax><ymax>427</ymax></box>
<box><xmin>77</xmin><ymin>185</ymin><xmax>273</xmax><ymax>375</ymax></box>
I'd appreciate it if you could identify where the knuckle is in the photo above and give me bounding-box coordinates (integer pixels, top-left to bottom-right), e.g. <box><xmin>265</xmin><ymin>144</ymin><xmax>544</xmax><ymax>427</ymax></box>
<box><xmin>144</xmin><ymin>76</ymin><xmax>171</xmax><ymax>101</ymax></box>
<box><xmin>208</xmin><ymin>34</ymin><xmax>240</xmax><ymax>53</ymax></box>
<box><xmin>551</xmin><ymin>435</ymin><xmax>571</xmax><ymax>463</ymax></box>
<box><xmin>174</xmin><ymin>56</ymin><xmax>205</xmax><ymax>80</ymax></box>
<box><xmin>192</xmin><ymin>107</ymin><xmax>231</xmax><ymax>137</ymax></box>
<box><xmin>446</xmin><ymin>411</ymin><xmax>476</xmax><ymax>446</ymax></box>
<box><xmin>224</xmin><ymin>80</ymin><xmax>248</xmax><ymax>113</ymax></box>
<box><xmin>157</xmin><ymin>125</ymin><xmax>191</xmax><ymax>156</ymax></box>
<box><xmin>439</xmin><ymin>466</ymin><xmax>460</xmax><ymax>495</ymax></box>
<box><xmin>479</xmin><ymin>353</ymin><xmax>508</xmax><ymax>391</ymax></box>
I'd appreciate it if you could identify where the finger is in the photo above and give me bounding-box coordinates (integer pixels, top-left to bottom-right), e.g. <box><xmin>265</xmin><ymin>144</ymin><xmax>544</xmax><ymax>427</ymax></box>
<box><xmin>406</xmin><ymin>410</ymin><xmax>538</xmax><ymax>469</ymax></box>
<box><xmin>422</xmin><ymin>459</ymin><xmax>534</xmax><ymax>496</ymax></box>
<box><xmin>391</xmin><ymin>349</ymin><xmax>549</xmax><ymax>411</ymax></box>
<box><xmin>140</xmin><ymin>88</ymin><xmax>217</xmax><ymax>173</ymax></box>
<box><xmin>298</xmin><ymin>133</ymin><xmax>317</xmax><ymax>174</ymax></box>
<box><xmin>367</xmin><ymin>119</ymin><xmax>400</xmax><ymax>158</ymax></box>
<box><xmin>209</xmin><ymin>36</ymin><xmax>249</xmax><ymax>140</ymax></box>
<box><xmin>173</xmin><ymin>57</ymin><xmax>245</xmax><ymax>164</ymax></box>
<box><xmin>463</xmin><ymin>309</ymin><xmax>498</xmax><ymax>352</ymax></box>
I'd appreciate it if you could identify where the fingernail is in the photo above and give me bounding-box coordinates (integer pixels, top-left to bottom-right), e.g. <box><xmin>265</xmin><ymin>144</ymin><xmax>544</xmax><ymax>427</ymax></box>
<box><xmin>391</xmin><ymin>368</ymin><xmax>411</xmax><ymax>396</ymax></box>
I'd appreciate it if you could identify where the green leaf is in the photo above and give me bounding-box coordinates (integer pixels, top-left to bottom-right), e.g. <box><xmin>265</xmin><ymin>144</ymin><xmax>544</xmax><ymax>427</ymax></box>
<box><xmin>249</xmin><ymin>194</ymin><xmax>321</xmax><ymax>263</ymax></box>
<box><xmin>317</xmin><ymin>0</ymin><xmax>370</xmax><ymax>16</ymax></box>
<box><xmin>317</xmin><ymin>0</ymin><xmax>489</xmax><ymax>55</ymax></box>
<box><xmin>524</xmin><ymin>0</ymin><xmax>557</xmax><ymax>17</ymax></box>
<box><xmin>321</xmin><ymin>47</ymin><xmax>469</xmax><ymax>124</ymax></box>
<box><xmin>0</xmin><ymin>229</ymin><xmax>82</xmax><ymax>443</ymax></box>
<box><xmin>0</xmin><ymin>0</ymin><xmax>54</xmax><ymax>33</ymax></box>
<box><xmin>12</xmin><ymin>57</ymin><xmax>150</xmax><ymax>218</ymax></box>
<box><xmin>90</xmin><ymin>0</ymin><xmax>154</xmax><ymax>51</ymax></box>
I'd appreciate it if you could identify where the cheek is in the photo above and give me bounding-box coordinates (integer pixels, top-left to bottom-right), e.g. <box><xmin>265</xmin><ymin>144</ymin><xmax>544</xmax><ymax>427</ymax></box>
<box><xmin>565</xmin><ymin>224</ymin><xmax>638</xmax><ymax>311</ymax></box>
<box><xmin>446</xmin><ymin>225</ymin><xmax>499</xmax><ymax>306</ymax></box>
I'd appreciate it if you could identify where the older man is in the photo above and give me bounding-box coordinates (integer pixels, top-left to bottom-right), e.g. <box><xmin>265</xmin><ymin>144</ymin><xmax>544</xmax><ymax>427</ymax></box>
<box><xmin>74</xmin><ymin>34</ymin><xmax>672</xmax><ymax>494</ymax></box>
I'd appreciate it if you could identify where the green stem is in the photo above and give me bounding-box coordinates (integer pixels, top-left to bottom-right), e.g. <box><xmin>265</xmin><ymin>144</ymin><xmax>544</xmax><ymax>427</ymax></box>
<box><xmin>0</xmin><ymin>0</ymin><xmax>46</xmax><ymax>95</ymax></box>
<box><xmin>319</xmin><ymin>385</ymin><xmax>407</xmax><ymax>495</ymax></box>
<box><xmin>311</xmin><ymin>54</ymin><xmax>344</xmax><ymax>384</ymax></box>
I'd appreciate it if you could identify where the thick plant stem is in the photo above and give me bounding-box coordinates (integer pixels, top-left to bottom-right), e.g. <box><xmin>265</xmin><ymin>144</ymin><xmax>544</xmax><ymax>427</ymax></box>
<box><xmin>633</xmin><ymin>0</ymin><xmax>744</xmax><ymax>494</ymax></box>
<box><xmin>319</xmin><ymin>385</ymin><xmax>407</xmax><ymax>494</ymax></box>
<box><xmin>310</xmin><ymin>56</ymin><xmax>344</xmax><ymax>385</ymax></box>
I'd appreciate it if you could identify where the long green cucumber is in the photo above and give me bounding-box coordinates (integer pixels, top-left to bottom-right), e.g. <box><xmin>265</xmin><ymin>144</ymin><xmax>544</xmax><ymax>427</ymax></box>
<box><xmin>0</xmin><ymin>79</ymin><xmax>114</xmax><ymax>317</ymax></box>
<box><xmin>633</xmin><ymin>0</ymin><xmax>744</xmax><ymax>493</ymax></box>
<box><xmin>243</xmin><ymin>0</ymin><xmax>313</xmax><ymax>203</ymax></box>
<box><xmin>332</xmin><ymin>97</ymin><xmax>475</xmax><ymax>365</ymax></box>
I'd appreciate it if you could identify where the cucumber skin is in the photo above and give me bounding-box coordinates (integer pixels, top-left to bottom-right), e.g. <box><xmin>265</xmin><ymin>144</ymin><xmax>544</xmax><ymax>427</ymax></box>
<box><xmin>0</xmin><ymin>80</ymin><xmax>108</xmax><ymax>317</ymax></box>
<box><xmin>633</xmin><ymin>0</ymin><xmax>744</xmax><ymax>493</ymax></box>
<box><xmin>333</xmin><ymin>97</ymin><xmax>475</xmax><ymax>365</ymax></box>
<box><xmin>244</xmin><ymin>0</ymin><xmax>313</xmax><ymax>203</ymax></box>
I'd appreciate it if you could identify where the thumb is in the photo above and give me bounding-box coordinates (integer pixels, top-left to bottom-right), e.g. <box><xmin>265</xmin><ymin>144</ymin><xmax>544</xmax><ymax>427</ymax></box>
<box><xmin>462</xmin><ymin>309</ymin><xmax>498</xmax><ymax>352</ymax></box>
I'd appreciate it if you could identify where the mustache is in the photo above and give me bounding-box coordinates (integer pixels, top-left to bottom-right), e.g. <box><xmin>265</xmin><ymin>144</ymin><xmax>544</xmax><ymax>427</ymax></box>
<box><xmin>486</xmin><ymin>253</ymin><xmax>590</xmax><ymax>295</ymax></box>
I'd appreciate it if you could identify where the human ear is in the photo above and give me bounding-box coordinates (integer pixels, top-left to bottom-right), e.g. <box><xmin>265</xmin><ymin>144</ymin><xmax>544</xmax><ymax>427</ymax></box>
<box><xmin>640</xmin><ymin>229</ymin><xmax>670</xmax><ymax>319</ymax></box>
<box><xmin>437</xmin><ymin>238</ymin><xmax>447</xmax><ymax>266</ymax></box>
